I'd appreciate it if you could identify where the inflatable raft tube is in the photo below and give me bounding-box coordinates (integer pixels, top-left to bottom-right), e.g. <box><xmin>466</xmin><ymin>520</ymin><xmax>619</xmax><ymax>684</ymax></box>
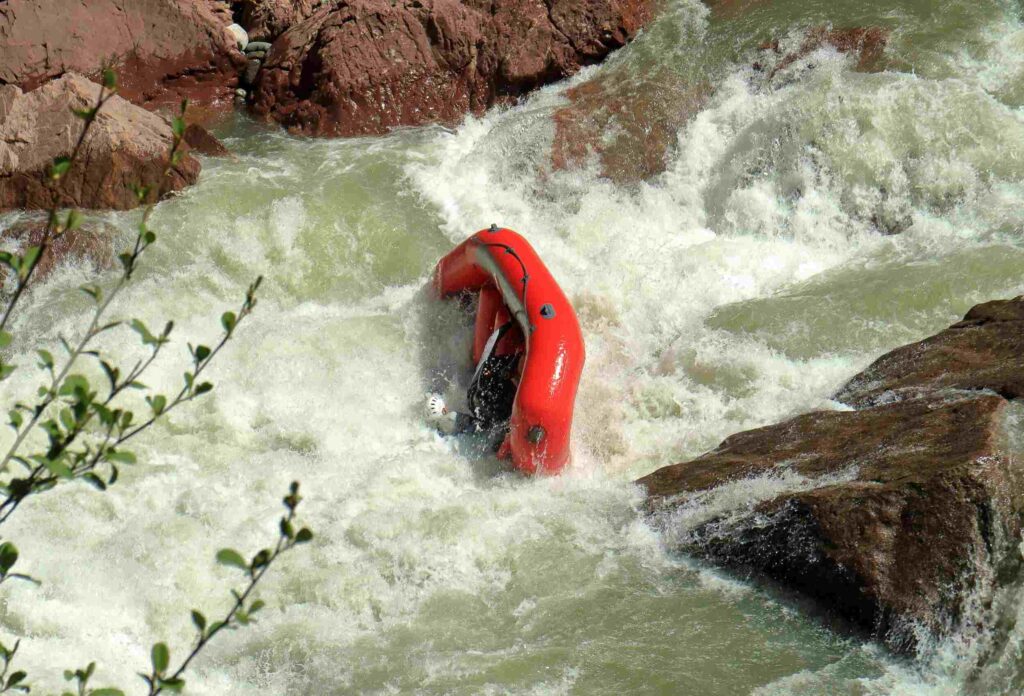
<box><xmin>433</xmin><ymin>226</ymin><xmax>585</xmax><ymax>475</ymax></box>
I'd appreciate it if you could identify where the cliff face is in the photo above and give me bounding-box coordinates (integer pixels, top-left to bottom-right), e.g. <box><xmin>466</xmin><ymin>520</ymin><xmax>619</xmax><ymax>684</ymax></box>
<box><xmin>249</xmin><ymin>0</ymin><xmax>654</xmax><ymax>136</ymax></box>
<box><xmin>638</xmin><ymin>297</ymin><xmax>1024</xmax><ymax>652</ymax></box>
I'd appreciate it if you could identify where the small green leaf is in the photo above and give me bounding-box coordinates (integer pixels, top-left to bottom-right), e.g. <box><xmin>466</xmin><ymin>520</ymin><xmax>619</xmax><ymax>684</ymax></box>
<box><xmin>92</xmin><ymin>689</ymin><xmax>126</xmax><ymax>696</ymax></box>
<box><xmin>280</xmin><ymin>518</ymin><xmax>294</xmax><ymax>539</ymax></box>
<box><xmin>102</xmin><ymin>67</ymin><xmax>117</xmax><ymax>89</ymax></box>
<box><xmin>49</xmin><ymin>157</ymin><xmax>72</xmax><ymax>179</ymax></box>
<box><xmin>151</xmin><ymin>642</ymin><xmax>169</xmax><ymax>675</ymax></box>
<box><xmin>66</xmin><ymin>209</ymin><xmax>83</xmax><ymax>231</ymax></box>
<box><xmin>194</xmin><ymin>345</ymin><xmax>211</xmax><ymax>362</ymax></box>
<box><xmin>0</xmin><ymin>331</ymin><xmax>11</xmax><ymax>349</ymax></box>
<box><xmin>0</xmin><ymin>542</ymin><xmax>17</xmax><ymax>574</ymax></box>
<box><xmin>129</xmin><ymin>319</ymin><xmax>157</xmax><ymax>345</ymax></box>
<box><xmin>215</xmin><ymin>548</ymin><xmax>247</xmax><ymax>570</ymax></box>
<box><xmin>191</xmin><ymin>610</ymin><xmax>206</xmax><ymax>632</ymax></box>
<box><xmin>82</xmin><ymin>473</ymin><xmax>107</xmax><ymax>491</ymax></box>
<box><xmin>249</xmin><ymin>599</ymin><xmax>265</xmax><ymax>614</ymax></box>
<box><xmin>194</xmin><ymin>382</ymin><xmax>213</xmax><ymax>396</ymax></box>
<box><xmin>37</xmin><ymin>349</ymin><xmax>54</xmax><ymax>370</ymax></box>
<box><xmin>19</xmin><ymin>247</ymin><xmax>40</xmax><ymax>280</ymax></box>
<box><xmin>147</xmin><ymin>394</ymin><xmax>167</xmax><ymax>415</ymax></box>
<box><xmin>44</xmin><ymin>458</ymin><xmax>73</xmax><ymax>479</ymax></box>
<box><xmin>8</xmin><ymin>410</ymin><xmax>22</xmax><ymax>430</ymax></box>
<box><xmin>295</xmin><ymin>528</ymin><xmax>313</xmax><ymax>544</ymax></box>
<box><xmin>157</xmin><ymin>676</ymin><xmax>184</xmax><ymax>692</ymax></box>
<box><xmin>172</xmin><ymin>117</ymin><xmax>185</xmax><ymax>139</ymax></box>
<box><xmin>221</xmin><ymin>311</ymin><xmax>237</xmax><ymax>333</ymax></box>
<box><xmin>105</xmin><ymin>450</ymin><xmax>136</xmax><ymax>465</ymax></box>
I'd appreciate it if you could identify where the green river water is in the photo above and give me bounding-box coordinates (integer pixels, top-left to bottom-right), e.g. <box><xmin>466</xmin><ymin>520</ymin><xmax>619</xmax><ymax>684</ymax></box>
<box><xmin>2</xmin><ymin>0</ymin><xmax>1024</xmax><ymax>693</ymax></box>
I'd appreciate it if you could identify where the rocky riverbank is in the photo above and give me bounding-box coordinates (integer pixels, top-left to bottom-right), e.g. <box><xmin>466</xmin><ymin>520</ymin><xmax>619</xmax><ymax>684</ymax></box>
<box><xmin>638</xmin><ymin>297</ymin><xmax>1024</xmax><ymax>653</ymax></box>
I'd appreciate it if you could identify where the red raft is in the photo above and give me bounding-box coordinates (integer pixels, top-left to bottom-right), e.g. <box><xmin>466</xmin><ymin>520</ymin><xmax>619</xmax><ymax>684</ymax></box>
<box><xmin>433</xmin><ymin>226</ymin><xmax>585</xmax><ymax>475</ymax></box>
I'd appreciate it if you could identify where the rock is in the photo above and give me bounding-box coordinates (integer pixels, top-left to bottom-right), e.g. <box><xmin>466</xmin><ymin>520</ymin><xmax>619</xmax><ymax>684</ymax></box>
<box><xmin>183</xmin><ymin>123</ymin><xmax>231</xmax><ymax>157</ymax></box>
<box><xmin>251</xmin><ymin>0</ymin><xmax>654</xmax><ymax>137</ymax></box>
<box><xmin>836</xmin><ymin>298</ymin><xmax>1024</xmax><ymax>407</ymax></box>
<box><xmin>244</xmin><ymin>41</ymin><xmax>274</xmax><ymax>54</ymax></box>
<box><xmin>240</xmin><ymin>1</ymin><xmax>330</xmax><ymax>42</ymax></box>
<box><xmin>247</xmin><ymin>51</ymin><xmax>268</xmax><ymax>60</ymax></box>
<box><xmin>0</xmin><ymin>74</ymin><xmax>201</xmax><ymax>211</ymax></box>
<box><xmin>242</xmin><ymin>59</ymin><xmax>262</xmax><ymax>87</ymax></box>
<box><xmin>0</xmin><ymin>0</ymin><xmax>245</xmax><ymax>111</ymax></box>
<box><xmin>227</xmin><ymin>23</ymin><xmax>250</xmax><ymax>51</ymax></box>
<box><xmin>551</xmin><ymin>71</ymin><xmax>710</xmax><ymax>183</ymax></box>
<box><xmin>0</xmin><ymin>220</ymin><xmax>114</xmax><ymax>285</ymax></box>
<box><xmin>757</xmin><ymin>26</ymin><xmax>890</xmax><ymax>78</ymax></box>
<box><xmin>638</xmin><ymin>392</ymin><xmax>1023</xmax><ymax>652</ymax></box>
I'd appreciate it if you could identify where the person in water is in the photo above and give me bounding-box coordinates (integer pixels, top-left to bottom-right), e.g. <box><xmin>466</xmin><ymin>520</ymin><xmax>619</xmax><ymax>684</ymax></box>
<box><xmin>427</xmin><ymin>322</ymin><xmax>520</xmax><ymax>444</ymax></box>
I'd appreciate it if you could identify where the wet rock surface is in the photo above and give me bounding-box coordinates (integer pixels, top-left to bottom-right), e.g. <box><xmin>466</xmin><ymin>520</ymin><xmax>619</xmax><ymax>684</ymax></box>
<box><xmin>250</xmin><ymin>0</ymin><xmax>653</xmax><ymax>136</ymax></box>
<box><xmin>638</xmin><ymin>299</ymin><xmax>1024</xmax><ymax>652</ymax></box>
<box><xmin>757</xmin><ymin>26</ymin><xmax>890</xmax><ymax>78</ymax></box>
<box><xmin>0</xmin><ymin>220</ymin><xmax>115</xmax><ymax>285</ymax></box>
<box><xmin>836</xmin><ymin>297</ymin><xmax>1024</xmax><ymax>407</ymax></box>
<box><xmin>0</xmin><ymin>74</ymin><xmax>201</xmax><ymax>211</ymax></box>
<box><xmin>0</xmin><ymin>0</ymin><xmax>245</xmax><ymax>110</ymax></box>
<box><xmin>551</xmin><ymin>71</ymin><xmax>710</xmax><ymax>183</ymax></box>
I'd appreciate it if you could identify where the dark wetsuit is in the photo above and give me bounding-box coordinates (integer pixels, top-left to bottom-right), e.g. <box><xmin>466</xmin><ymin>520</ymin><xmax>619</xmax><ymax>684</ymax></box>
<box><xmin>454</xmin><ymin>325</ymin><xmax>520</xmax><ymax>441</ymax></box>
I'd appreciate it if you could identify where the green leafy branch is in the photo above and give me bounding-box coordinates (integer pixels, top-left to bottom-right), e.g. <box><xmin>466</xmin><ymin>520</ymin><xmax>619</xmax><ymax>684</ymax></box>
<box><xmin>0</xmin><ymin>67</ymin><xmax>118</xmax><ymax>341</ymax></box>
<box><xmin>141</xmin><ymin>482</ymin><xmax>312</xmax><ymax>696</ymax></box>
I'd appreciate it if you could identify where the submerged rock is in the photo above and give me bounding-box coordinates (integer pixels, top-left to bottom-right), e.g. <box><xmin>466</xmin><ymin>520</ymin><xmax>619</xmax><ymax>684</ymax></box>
<box><xmin>836</xmin><ymin>297</ymin><xmax>1024</xmax><ymax>407</ymax></box>
<box><xmin>638</xmin><ymin>298</ymin><xmax>1024</xmax><ymax>653</ymax></box>
<box><xmin>183</xmin><ymin>123</ymin><xmax>231</xmax><ymax>157</ymax></box>
<box><xmin>0</xmin><ymin>74</ymin><xmax>201</xmax><ymax>211</ymax></box>
<box><xmin>551</xmin><ymin>71</ymin><xmax>710</xmax><ymax>183</ymax></box>
<box><xmin>250</xmin><ymin>0</ymin><xmax>654</xmax><ymax>137</ymax></box>
<box><xmin>0</xmin><ymin>0</ymin><xmax>245</xmax><ymax>111</ymax></box>
<box><xmin>757</xmin><ymin>26</ymin><xmax>890</xmax><ymax>78</ymax></box>
<box><xmin>0</xmin><ymin>220</ymin><xmax>115</xmax><ymax>285</ymax></box>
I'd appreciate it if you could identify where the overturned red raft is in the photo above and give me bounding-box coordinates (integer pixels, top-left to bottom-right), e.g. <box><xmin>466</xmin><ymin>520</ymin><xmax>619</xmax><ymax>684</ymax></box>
<box><xmin>433</xmin><ymin>226</ymin><xmax>585</xmax><ymax>475</ymax></box>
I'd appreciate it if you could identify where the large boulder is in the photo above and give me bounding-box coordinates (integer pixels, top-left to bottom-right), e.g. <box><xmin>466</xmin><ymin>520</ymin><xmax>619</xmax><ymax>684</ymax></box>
<box><xmin>836</xmin><ymin>297</ymin><xmax>1024</xmax><ymax>407</ymax></box>
<box><xmin>0</xmin><ymin>0</ymin><xmax>245</xmax><ymax>110</ymax></box>
<box><xmin>639</xmin><ymin>392</ymin><xmax>1022</xmax><ymax>652</ymax></box>
<box><xmin>638</xmin><ymin>298</ymin><xmax>1024</xmax><ymax>653</ymax></box>
<box><xmin>250</xmin><ymin>0</ymin><xmax>653</xmax><ymax>136</ymax></box>
<box><xmin>0</xmin><ymin>74</ymin><xmax>201</xmax><ymax>211</ymax></box>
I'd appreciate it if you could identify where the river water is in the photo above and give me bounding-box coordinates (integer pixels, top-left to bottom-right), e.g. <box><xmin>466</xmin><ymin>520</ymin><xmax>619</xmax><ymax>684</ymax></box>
<box><xmin>2</xmin><ymin>0</ymin><xmax>1024</xmax><ymax>693</ymax></box>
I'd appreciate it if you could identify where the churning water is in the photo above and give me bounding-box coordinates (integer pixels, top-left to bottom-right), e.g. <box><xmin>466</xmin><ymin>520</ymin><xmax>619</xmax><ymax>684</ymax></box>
<box><xmin>2</xmin><ymin>0</ymin><xmax>1024</xmax><ymax>693</ymax></box>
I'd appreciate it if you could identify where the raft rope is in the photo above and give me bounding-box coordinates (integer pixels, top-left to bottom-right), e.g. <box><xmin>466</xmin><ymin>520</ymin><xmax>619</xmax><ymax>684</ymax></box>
<box><xmin>477</xmin><ymin>242</ymin><xmax>533</xmax><ymax>333</ymax></box>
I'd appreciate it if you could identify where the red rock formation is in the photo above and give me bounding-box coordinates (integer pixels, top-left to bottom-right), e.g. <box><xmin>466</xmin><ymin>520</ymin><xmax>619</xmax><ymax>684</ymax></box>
<box><xmin>638</xmin><ymin>297</ymin><xmax>1024</xmax><ymax>653</ymax></box>
<box><xmin>251</xmin><ymin>0</ymin><xmax>654</xmax><ymax>136</ymax></box>
<box><xmin>0</xmin><ymin>0</ymin><xmax>245</xmax><ymax>110</ymax></box>
<box><xmin>240</xmin><ymin>0</ymin><xmax>330</xmax><ymax>42</ymax></box>
<box><xmin>551</xmin><ymin>72</ymin><xmax>710</xmax><ymax>183</ymax></box>
<box><xmin>0</xmin><ymin>74</ymin><xmax>201</xmax><ymax>211</ymax></box>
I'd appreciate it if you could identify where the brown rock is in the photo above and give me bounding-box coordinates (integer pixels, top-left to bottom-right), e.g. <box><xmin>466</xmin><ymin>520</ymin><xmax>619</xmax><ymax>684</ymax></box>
<box><xmin>836</xmin><ymin>297</ymin><xmax>1024</xmax><ymax>407</ymax></box>
<box><xmin>0</xmin><ymin>221</ymin><xmax>115</xmax><ymax>284</ymax></box>
<box><xmin>638</xmin><ymin>392</ymin><xmax>1022</xmax><ymax>651</ymax></box>
<box><xmin>551</xmin><ymin>71</ymin><xmax>710</xmax><ymax>183</ymax></box>
<box><xmin>0</xmin><ymin>74</ymin><xmax>201</xmax><ymax>211</ymax></box>
<box><xmin>758</xmin><ymin>26</ymin><xmax>889</xmax><ymax>78</ymax></box>
<box><xmin>250</xmin><ymin>0</ymin><xmax>653</xmax><ymax>137</ymax></box>
<box><xmin>240</xmin><ymin>0</ymin><xmax>330</xmax><ymax>42</ymax></box>
<box><xmin>183</xmin><ymin>123</ymin><xmax>231</xmax><ymax>157</ymax></box>
<box><xmin>0</xmin><ymin>0</ymin><xmax>245</xmax><ymax>110</ymax></box>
